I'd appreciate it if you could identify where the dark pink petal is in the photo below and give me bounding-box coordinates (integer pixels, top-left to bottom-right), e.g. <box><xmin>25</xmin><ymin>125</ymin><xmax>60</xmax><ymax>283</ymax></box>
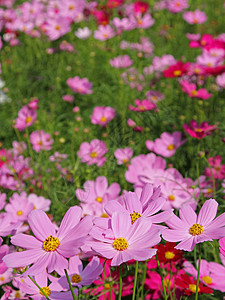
<box><xmin>57</xmin><ymin>206</ymin><xmax>82</xmax><ymax>240</ymax></box>
<box><xmin>197</xmin><ymin>199</ymin><xmax>218</xmax><ymax>226</ymax></box>
<box><xmin>11</xmin><ymin>234</ymin><xmax>42</xmax><ymax>249</ymax></box>
<box><xmin>28</xmin><ymin>210</ymin><xmax>56</xmax><ymax>241</ymax></box>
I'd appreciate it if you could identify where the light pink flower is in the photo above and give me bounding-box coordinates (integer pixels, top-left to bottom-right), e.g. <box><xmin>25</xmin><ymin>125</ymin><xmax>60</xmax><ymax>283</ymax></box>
<box><xmin>76</xmin><ymin>176</ymin><xmax>120</xmax><ymax>217</ymax></box>
<box><xmin>167</xmin><ymin>0</ymin><xmax>189</xmax><ymax>13</ymax></box>
<box><xmin>0</xmin><ymin>193</ymin><xmax>6</xmax><ymax>210</ymax></box>
<box><xmin>109</xmin><ymin>55</ymin><xmax>133</xmax><ymax>68</ymax></box>
<box><xmin>114</xmin><ymin>147</ymin><xmax>133</xmax><ymax>165</ymax></box>
<box><xmin>77</xmin><ymin>139</ymin><xmax>108</xmax><ymax>167</ymax></box>
<box><xmin>27</xmin><ymin>194</ymin><xmax>51</xmax><ymax>211</ymax></box>
<box><xmin>146</xmin><ymin>132</ymin><xmax>186</xmax><ymax>157</ymax></box>
<box><xmin>186</xmin><ymin>33</ymin><xmax>201</xmax><ymax>41</ymax></box>
<box><xmin>90</xmin><ymin>212</ymin><xmax>161</xmax><ymax>266</ymax></box>
<box><xmin>184</xmin><ymin>259</ymin><xmax>225</xmax><ymax>292</ymax></box>
<box><xmin>204</xmin><ymin>155</ymin><xmax>225</xmax><ymax>180</ymax></box>
<box><xmin>67</xmin><ymin>76</ymin><xmax>93</xmax><ymax>95</ymax></box>
<box><xmin>162</xmin><ymin>199</ymin><xmax>225</xmax><ymax>251</ymax></box>
<box><xmin>30</xmin><ymin>130</ymin><xmax>53</xmax><ymax>152</ymax></box>
<box><xmin>181</xmin><ymin>80</ymin><xmax>211</xmax><ymax>100</ymax></box>
<box><xmin>75</xmin><ymin>27</ymin><xmax>92</xmax><ymax>39</ymax></box>
<box><xmin>3</xmin><ymin>207</ymin><xmax>92</xmax><ymax>275</ymax></box>
<box><xmin>129</xmin><ymin>99</ymin><xmax>156</xmax><ymax>112</ymax></box>
<box><xmin>45</xmin><ymin>17</ymin><xmax>71</xmax><ymax>41</ymax></box>
<box><xmin>183</xmin><ymin>10</ymin><xmax>207</xmax><ymax>24</ymax></box>
<box><xmin>59</xmin><ymin>41</ymin><xmax>74</xmax><ymax>52</ymax></box>
<box><xmin>15</xmin><ymin>106</ymin><xmax>37</xmax><ymax>131</ymax></box>
<box><xmin>62</xmin><ymin>95</ymin><xmax>74</xmax><ymax>102</ymax></box>
<box><xmin>11</xmin><ymin>141</ymin><xmax>27</xmax><ymax>156</ymax></box>
<box><xmin>90</xmin><ymin>106</ymin><xmax>116</xmax><ymax>127</ymax></box>
<box><xmin>94</xmin><ymin>25</ymin><xmax>115</xmax><ymax>41</ymax></box>
<box><xmin>216</xmin><ymin>73</ymin><xmax>225</xmax><ymax>88</ymax></box>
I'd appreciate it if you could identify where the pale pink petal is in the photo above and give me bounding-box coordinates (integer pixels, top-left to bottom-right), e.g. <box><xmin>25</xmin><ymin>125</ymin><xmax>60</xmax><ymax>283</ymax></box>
<box><xmin>69</xmin><ymin>256</ymin><xmax>83</xmax><ymax>274</ymax></box>
<box><xmin>28</xmin><ymin>210</ymin><xmax>56</xmax><ymax>241</ymax></box>
<box><xmin>124</xmin><ymin>192</ymin><xmax>142</xmax><ymax>212</ymax></box>
<box><xmin>3</xmin><ymin>249</ymin><xmax>44</xmax><ymax>268</ymax></box>
<box><xmin>111</xmin><ymin>212</ymin><xmax>131</xmax><ymax>238</ymax></box>
<box><xmin>149</xmin><ymin>210</ymin><xmax>173</xmax><ymax>223</ymax></box>
<box><xmin>11</xmin><ymin>234</ymin><xmax>42</xmax><ymax>249</ymax></box>
<box><xmin>57</xmin><ymin>206</ymin><xmax>82</xmax><ymax>240</ymax></box>
<box><xmin>175</xmin><ymin>236</ymin><xmax>195</xmax><ymax>251</ymax></box>
<box><xmin>91</xmin><ymin>241</ymin><xmax>116</xmax><ymax>259</ymax></box>
<box><xmin>179</xmin><ymin>205</ymin><xmax>197</xmax><ymax>225</ymax></box>
<box><xmin>162</xmin><ymin>229</ymin><xmax>189</xmax><ymax>242</ymax></box>
<box><xmin>140</xmin><ymin>183</ymin><xmax>154</xmax><ymax>206</ymax></box>
<box><xmin>197</xmin><ymin>199</ymin><xmax>218</xmax><ymax>226</ymax></box>
<box><xmin>104</xmin><ymin>200</ymin><xmax>126</xmax><ymax>216</ymax></box>
<box><xmin>128</xmin><ymin>248</ymin><xmax>157</xmax><ymax>261</ymax></box>
<box><xmin>23</xmin><ymin>252</ymin><xmax>51</xmax><ymax>276</ymax></box>
<box><xmin>95</xmin><ymin>176</ymin><xmax>108</xmax><ymax>196</ymax></box>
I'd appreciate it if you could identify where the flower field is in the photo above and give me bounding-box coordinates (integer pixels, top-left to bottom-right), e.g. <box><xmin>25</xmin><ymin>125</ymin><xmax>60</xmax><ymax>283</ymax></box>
<box><xmin>0</xmin><ymin>0</ymin><xmax>225</xmax><ymax>299</ymax></box>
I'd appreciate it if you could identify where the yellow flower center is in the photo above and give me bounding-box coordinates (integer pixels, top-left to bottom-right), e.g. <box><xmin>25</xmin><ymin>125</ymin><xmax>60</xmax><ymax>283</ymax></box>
<box><xmin>173</xmin><ymin>70</ymin><xmax>181</xmax><ymax>76</ymax></box>
<box><xmin>43</xmin><ymin>235</ymin><xmax>60</xmax><ymax>252</ymax></box>
<box><xmin>193</xmin><ymin>19</ymin><xmax>199</xmax><ymax>24</ymax></box>
<box><xmin>55</xmin><ymin>25</ymin><xmax>61</xmax><ymax>30</ymax></box>
<box><xmin>101</xmin><ymin>213</ymin><xmax>108</xmax><ymax>218</ymax></box>
<box><xmin>15</xmin><ymin>292</ymin><xmax>21</xmax><ymax>298</ymax></box>
<box><xmin>194</xmin><ymin>128</ymin><xmax>202</xmax><ymax>133</ymax></box>
<box><xmin>71</xmin><ymin>274</ymin><xmax>82</xmax><ymax>283</ymax></box>
<box><xmin>168</xmin><ymin>195</ymin><xmax>175</xmax><ymax>201</ymax></box>
<box><xmin>103</xmin><ymin>33</ymin><xmax>108</xmax><ymax>38</ymax></box>
<box><xmin>191</xmin><ymin>90</ymin><xmax>198</xmax><ymax>96</ymax></box>
<box><xmin>113</xmin><ymin>237</ymin><xmax>129</xmax><ymax>251</ymax></box>
<box><xmin>69</xmin><ymin>5</ymin><xmax>75</xmax><ymax>10</ymax></box>
<box><xmin>137</xmin><ymin>19</ymin><xmax>143</xmax><ymax>25</ymax></box>
<box><xmin>96</xmin><ymin>196</ymin><xmax>103</xmax><ymax>203</ymax></box>
<box><xmin>17</xmin><ymin>210</ymin><xmax>23</xmax><ymax>216</ymax></box>
<box><xmin>194</xmin><ymin>68</ymin><xmax>201</xmax><ymax>74</ymax></box>
<box><xmin>189</xmin><ymin>284</ymin><xmax>200</xmax><ymax>293</ymax></box>
<box><xmin>167</xmin><ymin>144</ymin><xmax>175</xmax><ymax>150</ymax></box>
<box><xmin>40</xmin><ymin>287</ymin><xmax>51</xmax><ymax>296</ymax></box>
<box><xmin>129</xmin><ymin>75</ymin><xmax>135</xmax><ymax>81</ymax></box>
<box><xmin>165</xmin><ymin>251</ymin><xmax>175</xmax><ymax>259</ymax></box>
<box><xmin>0</xmin><ymin>277</ymin><xmax>5</xmax><ymax>281</ymax></box>
<box><xmin>164</xmin><ymin>278</ymin><xmax>171</xmax><ymax>287</ymax></box>
<box><xmin>38</xmin><ymin>141</ymin><xmax>43</xmax><ymax>145</ymax></box>
<box><xmin>207</xmin><ymin>188</ymin><xmax>213</xmax><ymax>194</ymax></box>
<box><xmin>90</xmin><ymin>152</ymin><xmax>97</xmax><ymax>158</ymax></box>
<box><xmin>100</xmin><ymin>116</ymin><xmax>107</xmax><ymax>122</ymax></box>
<box><xmin>189</xmin><ymin>223</ymin><xmax>204</xmax><ymax>236</ymax></box>
<box><xmin>176</xmin><ymin>2</ymin><xmax>181</xmax><ymax>6</ymax></box>
<box><xmin>130</xmin><ymin>211</ymin><xmax>142</xmax><ymax>224</ymax></box>
<box><xmin>139</xmin><ymin>105</ymin><xmax>146</xmax><ymax>111</ymax></box>
<box><xmin>202</xmin><ymin>276</ymin><xmax>212</xmax><ymax>285</ymax></box>
<box><xmin>26</xmin><ymin>116</ymin><xmax>32</xmax><ymax>123</ymax></box>
<box><xmin>104</xmin><ymin>283</ymin><xmax>111</xmax><ymax>289</ymax></box>
<box><xmin>122</xmin><ymin>158</ymin><xmax>128</xmax><ymax>163</ymax></box>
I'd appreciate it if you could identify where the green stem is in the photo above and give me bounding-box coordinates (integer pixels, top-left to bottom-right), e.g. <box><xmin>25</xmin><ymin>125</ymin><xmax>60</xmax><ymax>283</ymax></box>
<box><xmin>132</xmin><ymin>261</ymin><xmax>139</xmax><ymax>300</ymax></box>
<box><xmin>195</xmin><ymin>244</ymin><xmax>201</xmax><ymax>300</ymax></box>
<box><xmin>140</xmin><ymin>260</ymin><xmax>147</xmax><ymax>299</ymax></box>
<box><xmin>28</xmin><ymin>275</ymin><xmax>50</xmax><ymax>300</ymax></box>
<box><xmin>64</xmin><ymin>269</ymin><xmax>77</xmax><ymax>300</ymax></box>
<box><xmin>156</xmin><ymin>255</ymin><xmax>167</xmax><ymax>300</ymax></box>
<box><xmin>118</xmin><ymin>265</ymin><xmax>123</xmax><ymax>300</ymax></box>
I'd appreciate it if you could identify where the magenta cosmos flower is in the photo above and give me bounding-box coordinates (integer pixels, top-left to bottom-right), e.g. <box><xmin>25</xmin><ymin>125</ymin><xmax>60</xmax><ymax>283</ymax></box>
<box><xmin>162</xmin><ymin>199</ymin><xmax>225</xmax><ymax>251</ymax></box>
<box><xmin>90</xmin><ymin>106</ymin><xmax>116</xmax><ymax>127</ymax></box>
<box><xmin>183</xmin><ymin>120</ymin><xmax>216</xmax><ymax>139</ymax></box>
<box><xmin>77</xmin><ymin>139</ymin><xmax>108</xmax><ymax>167</ymax></box>
<box><xmin>67</xmin><ymin>76</ymin><xmax>93</xmax><ymax>95</ymax></box>
<box><xmin>3</xmin><ymin>207</ymin><xmax>92</xmax><ymax>275</ymax></box>
<box><xmin>30</xmin><ymin>130</ymin><xmax>53</xmax><ymax>152</ymax></box>
<box><xmin>181</xmin><ymin>80</ymin><xmax>211</xmax><ymax>100</ymax></box>
<box><xmin>146</xmin><ymin>131</ymin><xmax>186</xmax><ymax>157</ymax></box>
<box><xmin>129</xmin><ymin>99</ymin><xmax>156</xmax><ymax>112</ymax></box>
<box><xmin>183</xmin><ymin>10</ymin><xmax>207</xmax><ymax>24</ymax></box>
<box><xmin>15</xmin><ymin>105</ymin><xmax>37</xmax><ymax>131</ymax></box>
<box><xmin>90</xmin><ymin>212</ymin><xmax>161</xmax><ymax>266</ymax></box>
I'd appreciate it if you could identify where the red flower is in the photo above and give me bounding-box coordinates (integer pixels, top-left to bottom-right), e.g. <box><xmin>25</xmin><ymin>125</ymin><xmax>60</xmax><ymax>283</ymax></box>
<box><xmin>156</xmin><ymin>242</ymin><xmax>183</xmax><ymax>264</ymax></box>
<box><xmin>134</xmin><ymin>1</ymin><xmax>149</xmax><ymax>14</ymax></box>
<box><xmin>183</xmin><ymin>120</ymin><xmax>216</xmax><ymax>139</ymax></box>
<box><xmin>176</xmin><ymin>274</ymin><xmax>213</xmax><ymax>296</ymax></box>
<box><xmin>163</xmin><ymin>61</ymin><xmax>190</xmax><ymax>78</ymax></box>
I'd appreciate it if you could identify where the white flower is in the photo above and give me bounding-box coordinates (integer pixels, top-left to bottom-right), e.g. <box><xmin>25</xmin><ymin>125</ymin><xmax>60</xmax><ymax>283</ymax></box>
<box><xmin>75</xmin><ymin>27</ymin><xmax>92</xmax><ymax>39</ymax></box>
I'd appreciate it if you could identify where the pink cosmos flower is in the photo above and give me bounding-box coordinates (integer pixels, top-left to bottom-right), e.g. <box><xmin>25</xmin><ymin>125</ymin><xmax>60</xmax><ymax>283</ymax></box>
<box><xmin>15</xmin><ymin>106</ymin><xmax>37</xmax><ymax>131</ymax></box>
<box><xmin>30</xmin><ymin>130</ymin><xmax>53</xmax><ymax>152</ymax></box>
<box><xmin>109</xmin><ymin>55</ymin><xmax>133</xmax><ymax>68</ymax></box>
<box><xmin>27</xmin><ymin>193</ymin><xmax>51</xmax><ymax>211</ymax></box>
<box><xmin>114</xmin><ymin>147</ymin><xmax>133</xmax><ymax>165</ymax></box>
<box><xmin>219</xmin><ymin>237</ymin><xmax>225</xmax><ymax>257</ymax></box>
<box><xmin>67</xmin><ymin>76</ymin><xmax>93</xmax><ymax>95</ymax></box>
<box><xmin>59</xmin><ymin>41</ymin><xmax>74</xmax><ymax>52</ymax></box>
<box><xmin>186</xmin><ymin>33</ymin><xmax>201</xmax><ymax>41</ymax></box>
<box><xmin>181</xmin><ymin>80</ymin><xmax>211</xmax><ymax>100</ymax></box>
<box><xmin>28</xmin><ymin>99</ymin><xmax>39</xmax><ymax>110</ymax></box>
<box><xmin>5</xmin><ymin>192</ymin><xmax>33</xmax><ymax>223</ymax></box>
<box><xmin>77</xmin><ymin>139</ymin><xmax>108</xmax><ymax>167</ymax></box>
<box><xmin>94</xmin><ymin>25</ymin><xmax>115</xmax><ymax>41</ymax></box>
<box><xmin>162</xmin><ymin>199</ymin><xmax>225</xmax><ymax>251</ymax></box>
<box><xmin>183</xmin><ymin>10</ymin><xmax>207</xmax><ymax>24</ymax></box>
<box><xmin>62</xmin><ymin>95</ymin><xmax>74</xmax><ymax>103</ymax></box>
<box><xmin>184</xmin><ymin>259</ymin><xmax>225</xmax><ymax>292</ymax></box>
<box><xmin>76</xmin><ymin>176</ymin><xmax>120</xmax><ymax>217</ymax></box>
<box><xmin>0</xmin><ymin>193</ymin><xmax>6</xmax><ymax>210</ymax></box>
<box><xmin>104</xmin><ymin>183</ymin><xmax>172</xmax><ymax>225</ymax></box>
<box><xmin>11</xmin><ymin>141</ymin><xmax>27</xmax><ymax>156</ymax></box>
<box><xmin>183</xmin><ymin>120</ymin><xmax>216</xmax><ymax>139</ymax></box>
<box><xmin>90</xmin><ymin>212</ymin><xmax>161</xmax><ymax>266</ymax></box>
<box><xmin>145</xmin><ymin>90</ymin><xmax>165</xmax><ymax>103</ymax></box>
<box><xmin>129</xmin><ymin>99</ymin><xmax>156</xmax><ymax>112</ymax></box>
<box><xmin>216</xmin><ymin>73</ymin><xmax>225</xmax><ymax>88</ymax></box>
<box><xmin>144</xmin><ymin>55</ymin><xmax>176</xmax><ymax>75</ymax></box>
<box><xmin>58</xmin><ymin>256</ymin><xmax>103</xmax><ymax>289</ymax></box>
<box><xmin>146</xmin><ymin>131</ymin><xmax>186</xmax><ymax>157</ymax></box>
<box><xmin>3</xmin><ymin>207</ymin><xmax>92</xmax><ymax>275</ymax></box>
<box><xmin>132</xmin><ymin>13</ymin><xmax>155</xmax><ymax>29</ymax></box>
<box><xmin>45</xmin><ymin>17</ymin><xmax>71</xmax><ymax>41</ymax></box>
<box><xmin>204</xmin><ymin>156</ymin><xmax>225</xmax><ymax>180</ymax></box>
<box><xmin>127</xmin><ymin>119</ymin><xmax>143</xmax><ymax>132</ymax></box>
<box><xmin>167</xmin><ymin>0</ymin><xmax>189</xmax><ymax>13</ymax></box>
<box><xmin>90</xmin><ymin>106</ymin><xmax>116</xmax><ymax>127</ymax></box>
